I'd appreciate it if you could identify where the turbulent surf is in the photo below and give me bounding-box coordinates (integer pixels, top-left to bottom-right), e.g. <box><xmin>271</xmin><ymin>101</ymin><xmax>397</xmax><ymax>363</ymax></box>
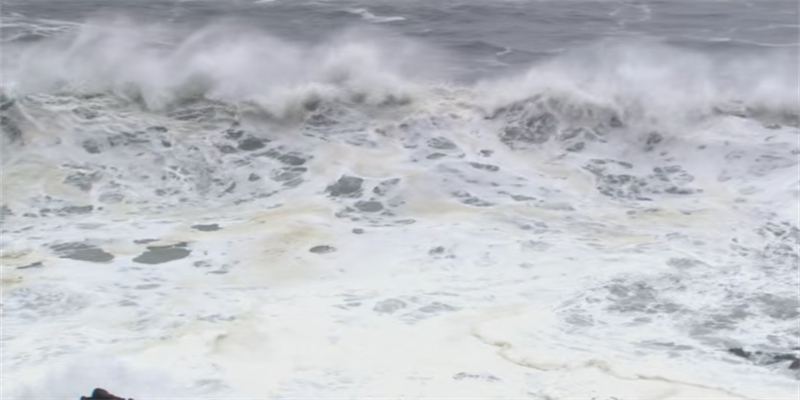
<box><xmin>1</xmin><ymin>1</ymin><xmax>798</xmax><ymax>399</ymax></box>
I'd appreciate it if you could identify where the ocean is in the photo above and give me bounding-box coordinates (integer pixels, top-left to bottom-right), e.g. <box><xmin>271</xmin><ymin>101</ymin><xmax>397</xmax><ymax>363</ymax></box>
<box><xmin>1</xmin><ymin>1</ymin><xmax>798</xmax><ymax>399</ymax></box>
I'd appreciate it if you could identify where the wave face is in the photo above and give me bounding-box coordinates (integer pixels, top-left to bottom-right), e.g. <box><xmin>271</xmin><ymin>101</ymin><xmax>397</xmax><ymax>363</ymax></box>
<box><xmin>2</xmin><ymin>1</ymin><xmax>799</xmax><ymax>399</ymax></box>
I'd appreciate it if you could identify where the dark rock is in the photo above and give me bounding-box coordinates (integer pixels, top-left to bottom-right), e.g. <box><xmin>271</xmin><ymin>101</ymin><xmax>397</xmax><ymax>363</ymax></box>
<box><xmin>192</xmin><ymin>224</ymin><xmax>221</xmax><ymax>232</ymax></box>
<box><xmin>80</xmin><ymin>388</ymin><xmax>128</xmax><ymax>400</ymax></box>
<box><xmin>133</xmin><ymin>243</ymin><xmax>191</xmax><ymax>264</ymax></box>
<box><xmin>354</xmin><ymin>201</ymin><xmax>383</xmax><ymax>212</ymax></box>
<box><xmin>326</xmin><ymin>176</ymin><xmax>363</xmax><ymax>198</ymax></box>
<box><xmin>309</xmin><ymin>245</ymin><xmax>336</xmax><ymax>254</ymax></box>
<box><xmin>238</xmin><ymin>137</ymin><xmax>267</xmax><ymax>151</ymax></box>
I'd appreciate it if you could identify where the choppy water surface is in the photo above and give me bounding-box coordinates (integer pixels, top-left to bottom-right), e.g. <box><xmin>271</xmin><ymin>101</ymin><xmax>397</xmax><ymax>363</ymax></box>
<box><xmin>1</xmin><ymin>1</ymin><xmax>798</xmax><ymax>399</ymax></box>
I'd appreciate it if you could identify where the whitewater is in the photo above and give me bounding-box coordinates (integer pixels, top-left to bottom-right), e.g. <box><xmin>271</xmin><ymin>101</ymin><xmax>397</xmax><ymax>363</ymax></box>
<box><xmin>1</xmin><ymin>1</ymin><xmax>798</xmax><ymax>399</ymax></box>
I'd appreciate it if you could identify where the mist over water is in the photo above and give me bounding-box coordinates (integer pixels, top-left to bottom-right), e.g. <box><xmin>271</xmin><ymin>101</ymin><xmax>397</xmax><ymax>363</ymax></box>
<box><xmin>2</xmin><ymin>1</ymin><xmax>798</xmax><ymax>399</ymax></box>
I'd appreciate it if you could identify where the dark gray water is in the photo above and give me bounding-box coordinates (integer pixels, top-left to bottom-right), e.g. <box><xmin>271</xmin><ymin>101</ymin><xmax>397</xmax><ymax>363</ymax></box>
<box><xmin>2</xmin><ymin>0</ymin><xmax>798</xmax><ymax>79</ymax></box>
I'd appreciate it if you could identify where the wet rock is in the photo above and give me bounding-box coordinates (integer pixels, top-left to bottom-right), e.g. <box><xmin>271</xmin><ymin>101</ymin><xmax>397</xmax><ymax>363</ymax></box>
<box><xmin>373</xmin><ymin>299</ymin><xmax>407</xmax><ymax>314</ymax></box>
<box><xmin>326</xmin><ymin>176</ymin><xmax>364</xmax><ymax>198</ymax></box>
<box><xmin>51</xmin><ymin>242</ymin><xmax>114</xmax><ymax>263</ymax></box>
<box><xmin>469</xmin><ymin>162</ymin><xmax>500</xmax><ymax>172</ymax></box>
<box><xmin>238</xmin><ymin>137</ymin><xmax>267</xmax><ymax>151</ymax></box>
<box><xmin>192</xmin><ymin>223</ymin><xmax>221</xmax><ymax>232</ymax></box>
<box><xmin>133</xmin><ymin>243</ymin><xmax>191</xmax><ymax>264</ymax></box>
<box><xmin>79</xmin><ymin>388</ymin><xmax>128</xmax><ymax>400</ymax></box>
<box><xmin>310</xmin><ymin>245</ymin><xmax>336</xmax><ymax>254</ymax></box>
<box><xmin>354</xmin><ymin>201</ymin><xmax>384</xmax><ymax>212</ymax></box>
